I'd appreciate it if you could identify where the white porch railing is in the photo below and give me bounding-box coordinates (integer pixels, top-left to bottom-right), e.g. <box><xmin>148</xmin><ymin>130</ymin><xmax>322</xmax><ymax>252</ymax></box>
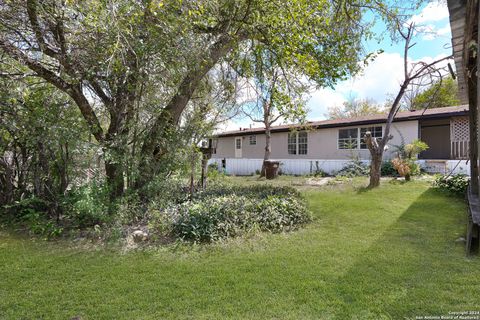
<box><xmin>451</xmin><ymin>140</ymin><xmax>469</xmax><ymax>159</ymax></box>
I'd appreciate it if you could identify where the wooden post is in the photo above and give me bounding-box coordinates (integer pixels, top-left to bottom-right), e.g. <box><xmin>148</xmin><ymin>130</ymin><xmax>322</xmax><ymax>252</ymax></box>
<box><xmin>476</xmin><ymin>0</ymin><xmax>480</xmax><ymax>195</ymax></box>
<box><xmin>466</xmin><ymin>1</ymin><xmax>479</xmax><ymax>193</ymax></box>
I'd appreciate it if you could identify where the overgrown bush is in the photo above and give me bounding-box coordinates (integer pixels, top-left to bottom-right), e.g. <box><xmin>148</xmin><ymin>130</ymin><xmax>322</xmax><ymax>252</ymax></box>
<box><xmin>381</xmin><ymin>160</ymin><xmax>398</xmax><ymax>176</ymax></box>
<box><xmin>150</xmin><ymin>185</ymin><xmax>310</xmax><ymax>242</ymax></box>
<box><xmin>1</xmin><ymin>197</ymin><xmax>63</xmax><ymax>238</ymax></box>
<box><xmin>62</xmin><ymin>183</ymin><xmax>111</xmax><ymax>227</ymax></box>
<box><xmin>140</xmin><ymin>175</ymin><xmax>189</xmax><ymax>206</ymax></box>
<box><xmin>433</xmin><ymin>174</ymin><xmax>470</xmax><ymax>196</ymax></box>
<box><xmin>336</xmin><ymin>159</ymin><xmax>369</xmax><ymax>177</ymax></box>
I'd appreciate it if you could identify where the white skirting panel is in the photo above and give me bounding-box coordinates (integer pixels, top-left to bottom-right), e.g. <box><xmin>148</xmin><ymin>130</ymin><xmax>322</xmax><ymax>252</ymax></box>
<box><xmin>416</xmin><ymin>160</ymin><xmax>470</xmax><ymax>175</ymax></box>
<box><xmin>209</xmin><ymin>158</ymin><xmax>363</xmax><ymax>176</ymax></box>
<box><xmin>209</xmin><ymin>158</ymin><xmax>471</xmax><ymax>176</ymax></box>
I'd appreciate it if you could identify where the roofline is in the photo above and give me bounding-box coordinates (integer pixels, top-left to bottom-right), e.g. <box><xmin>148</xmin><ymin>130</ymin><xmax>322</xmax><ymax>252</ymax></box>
<box><xmin>214</xmin><ymin>109</ymin><xmax>468</xmax><ymax>138</ymax></box>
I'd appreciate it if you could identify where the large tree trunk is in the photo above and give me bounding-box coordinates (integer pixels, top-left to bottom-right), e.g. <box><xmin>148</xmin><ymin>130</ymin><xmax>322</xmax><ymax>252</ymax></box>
<box><xmin>0</xmin><ymin>157</ymin><xmax>13</xmax><ymax>205</ymax></box>
<box><xmin>365</xmin><ymin>131</ymin><xmax>388</xmax><ymax>188</ymax></box>
<box><xmin>105</xmin><ymin>161</ymin><xmax>124</xmax><ymax>201</ymax></box>
<box><xmin>260</xmin><ymin>125</ymin><xmax>272</xmax><ymax>177</ymax></box>
<box><xmin>369</xmin><ymin>151</ymin><xmax>382</xmax><ymax>188</ymax></box>
<box><xmin>137</xmin><ymin>34</ymin><xmax>246</xmax><ymax>188</ymax></box>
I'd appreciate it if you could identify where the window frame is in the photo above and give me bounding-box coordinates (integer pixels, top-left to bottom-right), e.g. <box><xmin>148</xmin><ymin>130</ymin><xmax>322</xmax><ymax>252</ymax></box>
<box><xmin>338</xmin><ymin>126</ymin><xmax>383</xmax><ymax>150</ymax></box>
<box><xmin>249</xmin><ymin>135</ymin><xmax>257</xmax><ymax>145</ymax></box>
<box><xmin>298</xmin><ymin>131</ymin><xmax>308</xmax><ymax>155</ymax></box>
<box><xmin>235</xmin><ymin>138</ymin><xmax>241</xmax><ymax>150</ymax></box>
<box><xmin>338</xmin><ymin>128</ymin><xmax>359</xmax><ymax>150</ymax></box>
<box><xmin>288</xmin><ymin>131</ymin><xmax>308</xmax><ymax>155</ymax></box>
<box><xmin>287</xmin><ymin>132</ymin><xmax>297</xmax><ymax>155</ymax></box>
<box><xmin>360</xmin><ymin>126</ymin><xmax>382</xmax><ymax>149</ymax></box>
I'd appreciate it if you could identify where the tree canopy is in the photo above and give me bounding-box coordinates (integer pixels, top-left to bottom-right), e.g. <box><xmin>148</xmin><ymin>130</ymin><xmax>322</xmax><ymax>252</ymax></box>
<box><xmin>0</xmin><ymin>0</ymin><xmax>412</xmax><ymax>199</ymax></box>
<box><xmin>326</xmin><ymin>98</ymin><xmax>384</xmax><ymax>119</ymax></box>
<box><xmin>411</xmin><ymin>76</ymin><xmax>460</xmax><ymax>110</ymax></box>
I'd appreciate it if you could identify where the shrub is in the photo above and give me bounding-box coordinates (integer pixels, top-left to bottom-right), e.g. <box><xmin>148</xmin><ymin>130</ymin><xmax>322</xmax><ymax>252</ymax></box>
<box><xmin>433</xmin><ymin>174</ymin><xmax>470</xmax><ymax>196</ymax></box>
<box><xmin>2</xmin><ymin>197</ymin><xmax>50</xmax><ymax>221</ymax></box>
<box><xmin>150</xmin><ymin>185</ymin><xmax>310</xmax><ymax>242</ymax></box>
<box><xmin>391</xmin><ymin>139</ymin><xmax>428</xmax><ymax>181</ymax></box>
<box><xmin>63</xmin><ymin>183</ymin><xmax>110</xmax><ymax>227</ymax></box>
<box><xmin>1</xmin><ymin>197</ymin><xmax>63</xmax><ymax>238</ymax></box>
<box><xmin>141</xmin><ymin>175</ymin><xmax>189</xmax><ymax>207</ymax></box>
<box><xmin>336</xmin><ymin>159</ymin><xmax>369</xmax><ymax>177</ymax></box>
<box><xmin>381</xmin><ymin>160</ymin><xmax>398</xmax><ymax>176</ymax></box>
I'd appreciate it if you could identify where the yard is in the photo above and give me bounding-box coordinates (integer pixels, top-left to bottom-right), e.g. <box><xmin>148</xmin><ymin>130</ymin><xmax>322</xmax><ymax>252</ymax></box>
<box><xmin>1</xmin><ymin>177</ymin><xmax>479</xmax><ymax>319</ymax></box>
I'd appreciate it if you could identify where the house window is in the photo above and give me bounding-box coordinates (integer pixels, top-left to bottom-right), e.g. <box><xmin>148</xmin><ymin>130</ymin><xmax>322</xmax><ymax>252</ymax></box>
<box><xmin>288</xmin><ymin>132</ymin><xmax>308</xmax><ymax>155</ymax></box>
<box><xmin>288</xmin><ymin>133</ymin><xmax>297</xmax><ymax>155</ymax></box>
<box><xmin>360</xmin><ymin>126</ymin><xmax>382</xmax><ymax>149</ymax></box>
<box><xmin>249</xmin><ymin>135</ymin><xmax>257</xmax><ymax>145</ymax></box>
<box><xmin>210</xmin><ymin>139</ymin><xmax>217</xmax><ymax>154</ymax></box>
<box><xmin>338</xmin><ymin>128</ymin><xmax>358</xmax><ymax>149</ymax></box>
<box><xmin>235</xmin><ymin>138</ymin><xmax>241</xmax><ymax>149</ymax></box>
<box><xmin>298</xmin><ymin>132</ymin><xmax>308</xmax><ymax>155</ymax></box>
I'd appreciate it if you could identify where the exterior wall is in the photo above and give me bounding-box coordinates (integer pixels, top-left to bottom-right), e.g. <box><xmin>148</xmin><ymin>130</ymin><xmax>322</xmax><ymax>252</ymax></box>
<box><xmin>214</xmin><ymin>120</ymin><xmax>419</xmax><ymax>160</ymax></box>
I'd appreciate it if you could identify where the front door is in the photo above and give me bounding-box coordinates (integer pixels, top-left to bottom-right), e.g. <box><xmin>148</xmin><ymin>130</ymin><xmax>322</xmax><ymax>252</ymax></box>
<box><xmin>235</xmin><ymin>137</ymin><xmax>242</xmax><ymax>158</ymax></box>
<box><xmin>419</xmin><ymin>125</ymin><xmax>451</xmax><ymax>159</ymax></box>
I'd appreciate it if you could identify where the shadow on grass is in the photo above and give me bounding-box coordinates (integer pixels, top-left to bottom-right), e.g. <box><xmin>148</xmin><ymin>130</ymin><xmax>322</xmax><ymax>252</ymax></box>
<box><xmin>330</xmin><ymin>188</ymin><xmax>476</xmax><ymax>319</ymax></box>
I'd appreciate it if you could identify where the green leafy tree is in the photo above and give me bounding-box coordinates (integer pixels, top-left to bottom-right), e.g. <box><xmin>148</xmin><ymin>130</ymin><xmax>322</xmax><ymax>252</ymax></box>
<box><xmin>241</xmin><ymin>51</ymin><xmax>307</xmax><ymax>177</ymax></box>
<box><xmin>326</xmin><ymin>98</ymin><xmax>383</xmax><ymax>119</ymax></box>
<box><xmin>0</xmin><ymin>75</ymin><xmax>89</xmax><ymax>214</ymax></box>
<box><xmin>0</xmin><ymin>0</ymin><xmax>415</xmax><ymax>198</ymax></box>
<box><xmin>411</xmin><ymin>76</ymin><xmax>460</xmax><ymax>110</ymax></box>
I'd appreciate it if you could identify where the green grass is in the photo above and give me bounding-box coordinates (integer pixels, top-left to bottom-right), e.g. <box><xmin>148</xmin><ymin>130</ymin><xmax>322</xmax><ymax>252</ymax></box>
<box><xmin>1</xmin><ymin>178</ymin><xmax>479</xmax><ymax>319</ymax></box>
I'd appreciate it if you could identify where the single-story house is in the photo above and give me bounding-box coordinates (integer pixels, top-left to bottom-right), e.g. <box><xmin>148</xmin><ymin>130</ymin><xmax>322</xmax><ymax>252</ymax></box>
<box><xmin>210</xmin><ymin>105</ymin><xmax>470</xmax><ymax>175</ymax></box>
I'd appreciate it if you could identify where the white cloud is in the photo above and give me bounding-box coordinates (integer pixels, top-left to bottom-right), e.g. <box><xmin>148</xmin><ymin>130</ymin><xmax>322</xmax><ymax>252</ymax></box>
<box><xmin>306</xmin><ymin>52</ymin><xmax>452</xmax><ymax>120</ymax></box>
<box><xmin>436</xmin><ymin>23</ymin><xmax>451</xmax><ymax>36</ymax></box>
<box><xmin>215</xmin><ymin>118</ymin><xmax>264</xmax><ymax>133</ymax></box>
<box><xmin>306</xmin><ymin>88</ymin><xmax>347</xmax><ymax>120</ymax></box>
<box><xmin>416</xmin><ymin>23</ymin><xmax>451</xmax><ymax>41</ymax></box>
<box><xmin>409</xmin><ymin>1</ymin><xmax>449</xmax><ymax>25</ymax></box>
<box><xmin>307</xmin><ymin>52</ymin><xmax>404</xmax><ymax>120</ymax></box>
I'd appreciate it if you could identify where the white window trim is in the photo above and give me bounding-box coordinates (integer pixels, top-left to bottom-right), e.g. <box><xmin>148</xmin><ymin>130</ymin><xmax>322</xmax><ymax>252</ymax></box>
<box><xmin>337</xmin><ymin>126</ymin><xmax>383</xmax><ymax>150</ymax></box>
<box><xmin>288</xmin><ymin>132</ymin><xmax>308</xmax><ymax>155</ymax></box>
<box><xmin>235</xmin><ymin>137</ymin><xmax>242</xmax><ymax>149</ymax></box>
<box><xmin>249</xmin><ymin>135</ymin><xmax>257</xmax><ymax>145</ymax></box>
<box><xmin>359</xmin><ymin>126</ymin><xmax>382</xmax><ymax>149</ymax></box>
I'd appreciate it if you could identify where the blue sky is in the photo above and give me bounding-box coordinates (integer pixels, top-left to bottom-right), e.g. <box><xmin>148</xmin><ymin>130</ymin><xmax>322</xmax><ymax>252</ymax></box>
<box><xmin>223</xmin><ymin>1</ymin><xmax>452</xmax><ymax>131</ymax></box>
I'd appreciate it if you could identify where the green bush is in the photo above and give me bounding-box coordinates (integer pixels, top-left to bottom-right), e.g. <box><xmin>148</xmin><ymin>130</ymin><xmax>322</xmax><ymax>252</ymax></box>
<box><xmin>150</xmin><ymin>185</ymin><xmax>310</xmax><ymax>242</ymax></box>
<box><xmin>433</xmin><ymin>174</ymin><xmax>470</xmax><ymax>196</ymax></box>
<box><xmin>141</xmin><ymin>175</ymin><xmax>189</xmax><ymax>206</ymax></box>
<box><xmin>336</xmin><ymin>159</ymin><xmax>369</xmax><ymax>177</ymax></box>
<box><xmin>381</xmin><ymin>160</ymin><xmax>398</xmax><ymax>176</ymax></box>
<box><xmin>1</xmin><ymin>197</ymin><xmax>63</xmax><ymax>238</ymax></box>
<box><xmin>2</xmin><ymin>197</ymin><xmax>50</xmax><ymax>221</ymax></box>
<box><xmin>63</xmin><ymin>183</ymin><xmax>110</xmax><ymax>227</ymax></box>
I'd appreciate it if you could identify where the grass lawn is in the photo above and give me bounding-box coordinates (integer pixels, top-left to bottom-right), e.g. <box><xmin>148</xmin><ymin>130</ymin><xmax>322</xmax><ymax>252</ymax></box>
<box><xmin>1</xmin><ymin>178</ymin><xmax>479</xmax><ymax>319</ymax></box>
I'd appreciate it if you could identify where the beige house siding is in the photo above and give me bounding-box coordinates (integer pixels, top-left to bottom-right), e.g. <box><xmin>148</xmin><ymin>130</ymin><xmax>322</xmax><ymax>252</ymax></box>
<box><xmin>214</xmin><ymin>120</ymin><xmax>419</xmax><ymax>160</ymax></box>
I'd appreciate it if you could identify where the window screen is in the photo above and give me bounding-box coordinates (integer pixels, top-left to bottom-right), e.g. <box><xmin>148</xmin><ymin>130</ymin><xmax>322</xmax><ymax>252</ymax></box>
<box><xmin>338</xmin><ymin>128</ymin><xmax>358</xmax><ymax>149</ymax></box>
<box><xmin>360</xmin><ymin>126</ymin><xmax>382</xmax><ymax>149</ymax></box>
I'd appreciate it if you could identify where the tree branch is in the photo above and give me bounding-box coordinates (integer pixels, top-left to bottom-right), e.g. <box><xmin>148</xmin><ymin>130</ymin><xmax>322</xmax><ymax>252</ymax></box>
<box><xmin>0</xmin><ymin>38</ymin><xmax>105</xmax><ymax>143</ymax></box>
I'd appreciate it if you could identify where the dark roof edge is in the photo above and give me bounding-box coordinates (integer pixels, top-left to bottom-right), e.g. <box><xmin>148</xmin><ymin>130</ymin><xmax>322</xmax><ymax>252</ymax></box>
<box><xmin>214</xmin><ymin>110</ymin><xmax>468</xmax><ymax>138</ymax></box>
